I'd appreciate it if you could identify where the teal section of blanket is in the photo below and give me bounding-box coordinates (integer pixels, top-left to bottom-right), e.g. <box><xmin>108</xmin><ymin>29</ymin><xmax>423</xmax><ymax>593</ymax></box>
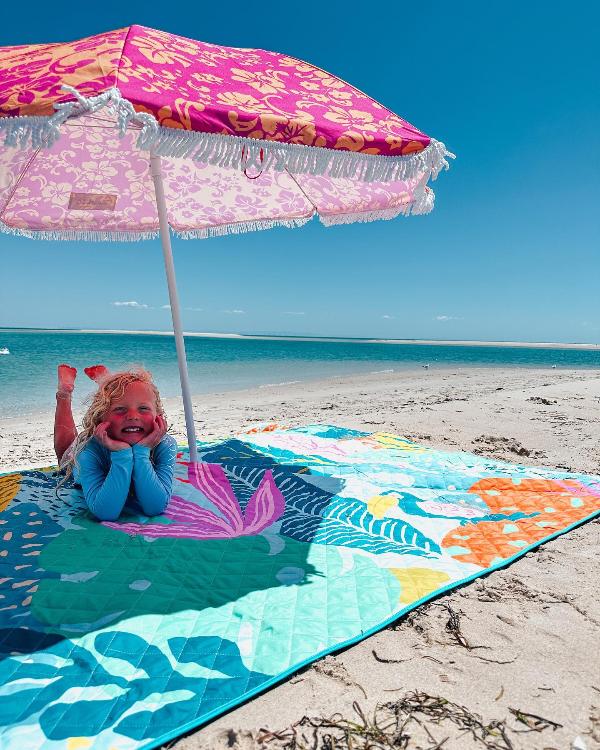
<box><xmin>0</xmin><ymin>425</ymin><xmax>599</xmax><ymax>749</ymax></box>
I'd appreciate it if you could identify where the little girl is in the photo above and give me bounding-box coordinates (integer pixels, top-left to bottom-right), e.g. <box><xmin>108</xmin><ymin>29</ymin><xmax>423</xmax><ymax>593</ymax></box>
<box><xmin>55</xmin><ymin>364</ymin><xmax>177</xmax><ymax>522</ymax></box>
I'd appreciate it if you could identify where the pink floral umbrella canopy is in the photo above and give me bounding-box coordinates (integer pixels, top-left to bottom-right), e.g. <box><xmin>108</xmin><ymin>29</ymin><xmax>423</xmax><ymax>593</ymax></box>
<box><xmin>0</xmin><ymin>25</ymin><xmax>453</xmax><ymax>239</ymax></box>
<box><xmin>0</xmin><ymin>25</ymin><xmax>453</xmax><ymax>461</ymax></box>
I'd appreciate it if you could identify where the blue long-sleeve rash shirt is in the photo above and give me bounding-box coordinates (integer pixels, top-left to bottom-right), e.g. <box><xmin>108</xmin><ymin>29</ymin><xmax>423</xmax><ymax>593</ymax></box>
<box><xmin>74</xmin><ymin>434</ymin><xmax>178</xmax><ymax>521</ymax></box>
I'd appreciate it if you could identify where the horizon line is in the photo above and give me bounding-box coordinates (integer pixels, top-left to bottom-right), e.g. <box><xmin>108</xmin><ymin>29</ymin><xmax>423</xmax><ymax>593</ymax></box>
<box><xmin>1</xmin><ymin>327</ymin><xmax>599</xmax><ymax>350</ymax></box>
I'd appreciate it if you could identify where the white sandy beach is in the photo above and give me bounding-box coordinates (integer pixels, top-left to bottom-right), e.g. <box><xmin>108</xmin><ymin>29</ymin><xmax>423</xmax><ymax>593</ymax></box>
<box><xmin>1</xmin><ymin>367</ymin><xmax>599</xmax><ymax>749</ymax></box>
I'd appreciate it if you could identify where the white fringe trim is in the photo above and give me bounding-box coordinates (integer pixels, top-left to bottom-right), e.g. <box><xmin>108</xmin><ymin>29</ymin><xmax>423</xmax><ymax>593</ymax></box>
<box><xmin>319</xmin><ymin>188</ymin><xmax>434</xmax><ymax>226</ymax></box>
<box><xmin>0</xmin><ymin>217</ymin><xmax>311</xmax><ymax>242</ymax></box>
<box><xmin>0</xmin><ymin>87</ymin><xmax>158</xmax><ymax>150</ymax></box>
<box><xmin>173</xmin><ymin>216</ymin><xmax>311</xmax><ymax>239</ymax></box>
<box><xmin>0</xmin><ymin>86</ymin><xmax>455</xmax><ymax>184</ymax></box>
<box><xmin>0</xmin><ymin>222</ymin><xmax>158</xmax><ymax>242</ymax></box>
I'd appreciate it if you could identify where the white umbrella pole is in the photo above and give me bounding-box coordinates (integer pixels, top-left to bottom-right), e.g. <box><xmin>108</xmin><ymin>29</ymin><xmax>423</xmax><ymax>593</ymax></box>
<box><xmin>150</xmin><ymin>153</ymin><xmax>198</xmax><ymax>463</ymax></box>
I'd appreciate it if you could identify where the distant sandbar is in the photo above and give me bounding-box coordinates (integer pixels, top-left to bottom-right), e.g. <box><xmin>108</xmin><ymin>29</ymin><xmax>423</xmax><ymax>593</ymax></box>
<box><xmin>2</xmin><ymin>327</ymin><xmax>599</xmax><ymax>350</ymax></box>
<box><xmin>65</xmin><ymin>329</ymin><xmax>600</xmax><ymax>350</ymax></box>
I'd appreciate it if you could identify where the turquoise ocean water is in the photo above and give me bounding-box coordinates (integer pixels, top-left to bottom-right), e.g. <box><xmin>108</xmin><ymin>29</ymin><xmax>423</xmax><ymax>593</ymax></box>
<box><xmin>0</xmin><ymin>329</ymin><xmax>599</xmax><ymax>418</ymax></box>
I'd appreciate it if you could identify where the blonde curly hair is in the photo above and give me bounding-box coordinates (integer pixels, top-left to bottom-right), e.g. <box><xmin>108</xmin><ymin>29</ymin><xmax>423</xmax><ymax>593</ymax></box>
<box><xmin>57</xmin><ymin>368</ymin><xmax>166</xmax><ymax>494</ymax></box>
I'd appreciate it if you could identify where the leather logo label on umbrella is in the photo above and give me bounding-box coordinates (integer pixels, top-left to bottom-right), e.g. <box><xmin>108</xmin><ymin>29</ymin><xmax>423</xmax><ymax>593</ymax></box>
<box><xmin>68</xmin><ymin>193</ymin><xmax>118</xmax><ymax>210</ymax></box>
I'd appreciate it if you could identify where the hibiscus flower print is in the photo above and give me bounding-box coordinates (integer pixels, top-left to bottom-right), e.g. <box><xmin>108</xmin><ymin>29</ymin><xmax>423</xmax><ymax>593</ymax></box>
<box><xmin>191</xmin><ymin>72</ymin><xmax>223</xmax><ymax>84</ymax></box>
<box><xmin>277</xmin><ymin>189</ymin><xmax>308</xmax><ymax>215</ymax></box>
<box><xmin>80</xmin><ymin>160</ymin><xmax>118</xmax><ymax>184</ymax></box>
<box><xmin>276</xmin><ymin>120</ymin><xmax>325</xmax><ymax>147</ymax></box>
<box><xmin>300</xmin><ymin>81</ymin><xmax>320</xmax><ymax>92</ymax></box>
<box><xmin>217</xmin><ymin>92</ymin><xmax>271</xmax><ymax>113</ymax></box>
<box><xmin>230</xmin><ymin>68</ymin><xmax>288</xmax><ymax>95</ymax></box>
<box><xmin>329</xmin><ymin>90</ymin><xmax>354</xmax><ymax>103</ymax></box>
<box><xmin>234</xmin><ymin>194</ymin><xmax>263</xmax><ymax>214</ymax></box>
<box><xmin>324</xmin><ymin>107</ymin><xmax>378</xmax><ymax>133</ymax></box>
<box><xmin>210</xmin><ymin>174</ymin><xmax>236</xmax><ymax>195</ymax></box>
<box><xmin>39</xmin><ymin>182</ymin><xmax>72</xmax><ymax>204</ymax></box>
<box><xmin>278</xmin><ymin>56</ymin><xmax>314</xmax><ymax>73</ymax></box>
<box><xmin>130</xmin><ymin>29</ymin><xmax>198</xmax><ymax>67</ymax></box>
<box><xmin>312</xmin><ymin>69</ymin><xmax>346</xmax><ymax>89</ymax></box>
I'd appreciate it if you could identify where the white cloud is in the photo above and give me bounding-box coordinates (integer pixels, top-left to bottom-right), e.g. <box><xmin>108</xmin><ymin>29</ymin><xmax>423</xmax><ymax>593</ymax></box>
<box><xmin>283</xmin><ymin>311</ymin><xmax>305</xmax><ymax>316</ymax></box>
<box><xmin>223</xmin><ymin>309</ymin><xmax>246</xmax><ymax>314</ymax></box>
<box><xmin>435</xmin><ymin>314</ymin><xmax>462</xmax><ymax>322</ymax></box>
<box><xmin>112</xmin><ymin>301</ymin><xmax>149</xmax><ymax>309</ymax></box>
<box><xmin>161</xmin><ymin>304</ymin><xmax>171</xmax><ymax>310</ymax></box>
<box><xmin>382</xmin><ymin>314</ymin><xmax>395</xmax><ymax>320</ymax></box>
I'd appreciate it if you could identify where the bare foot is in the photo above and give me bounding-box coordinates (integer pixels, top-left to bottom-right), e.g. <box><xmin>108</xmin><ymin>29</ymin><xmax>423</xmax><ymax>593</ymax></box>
<box><xmin>84</xmin><ymin>365</ymin><xmax>110</xmax><ymax>383</ymax></box>
<box><xmin>57</xmin><ymin>364</ymin><xmax>77</xmax><ymax>395</ymax></box>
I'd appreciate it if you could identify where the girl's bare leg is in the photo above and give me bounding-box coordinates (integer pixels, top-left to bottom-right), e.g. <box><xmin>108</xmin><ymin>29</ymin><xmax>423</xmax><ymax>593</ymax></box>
<box><xmin>54</xmin><ymin>365</ymin><xmax>77</xmax><ymax>463</ymax></box>
<box><xmin>84</xmin><ymin>364</ymin><xmax>109</xmax><ymax>383</ymax></box>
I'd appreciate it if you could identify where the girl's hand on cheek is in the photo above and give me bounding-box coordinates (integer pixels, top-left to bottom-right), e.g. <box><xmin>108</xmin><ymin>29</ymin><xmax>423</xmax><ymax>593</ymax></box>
<box><xmin>138</xmin><ymin>415</ymin><xmax>168</xmax><ymax>449</ymax></box>
<box><xmin>94</xmin><ymin>422</ymin><xmax>131</xmax><ymax>452</ymax></box>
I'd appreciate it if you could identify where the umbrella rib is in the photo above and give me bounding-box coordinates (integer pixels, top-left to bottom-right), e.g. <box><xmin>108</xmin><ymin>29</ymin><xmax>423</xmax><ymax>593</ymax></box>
<box><xmin>282</xmin><ymin>168</ymin><xmax>318</xmax><ymax>213</ymax></box>
<box><xmin>64</xmin><ymin>122</ymin><xmax>137</xmax><ymax>131</ymax></box>
<box><xmin>64</xmin><ymin>112</ymin><xmax>142</xmax><ymax>130</ymax></box>
<box><xmin>0</xmin><ymin>147</ymin><xmax>42</xmax><ymax>223</ymax></box>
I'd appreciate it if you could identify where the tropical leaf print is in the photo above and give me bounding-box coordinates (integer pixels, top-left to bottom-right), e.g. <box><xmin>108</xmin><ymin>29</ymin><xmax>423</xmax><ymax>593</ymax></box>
<box><xmin>199</xmin><ymin>438</ymin><xmax>439</xmax><ymax>556</ymax></box>
<box><xmin>0</xmin><ymin>425</ymin><xmax>598</xmax><ymax>750</ymax></box>
<box><xmin>203</xmin><ymin>462</ymin><xmax>439</xmax><ymax>557</ymax></box>
<box><xmin>278</xmin><ymin>490</ymin><xmax>440</xmax><ymax>557</ymax></box>
<box><xmin>0</xmin><ymin>630</ymin><xmax>270</xmax><ymax>742</ymax></box>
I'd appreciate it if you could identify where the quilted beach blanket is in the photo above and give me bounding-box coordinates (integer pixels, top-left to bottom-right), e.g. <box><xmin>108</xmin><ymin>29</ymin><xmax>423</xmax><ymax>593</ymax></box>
<box><xmin>1</xmin><ymin>424</ymin><xmax>599</xmax><ymax>749</ymax></box>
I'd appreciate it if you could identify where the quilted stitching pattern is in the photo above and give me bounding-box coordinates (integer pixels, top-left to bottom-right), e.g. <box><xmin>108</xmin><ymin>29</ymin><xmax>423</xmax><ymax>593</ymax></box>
<box><xmin>0</xmin><ymin>424</ymin><xmax>598</xmax><ymax>749</ymax></box>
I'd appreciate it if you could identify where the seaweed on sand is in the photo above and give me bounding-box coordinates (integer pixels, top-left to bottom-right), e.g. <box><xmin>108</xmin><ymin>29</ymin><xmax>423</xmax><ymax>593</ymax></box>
<box><xmin>257</xmin><ymin>690</ymin><xmax>562</xmax><ymax>749</ymax></box>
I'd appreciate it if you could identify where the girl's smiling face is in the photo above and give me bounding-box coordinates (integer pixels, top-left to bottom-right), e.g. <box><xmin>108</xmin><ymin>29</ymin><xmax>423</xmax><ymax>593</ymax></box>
<box><xmin>104</xmin><ymin>381</ymin><xmax>158</xmax><ymax>445</ymax></box>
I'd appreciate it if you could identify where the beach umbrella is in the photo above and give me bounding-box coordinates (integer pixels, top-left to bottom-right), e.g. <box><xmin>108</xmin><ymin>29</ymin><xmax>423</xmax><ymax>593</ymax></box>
<box><xmin>0</xmin><ymin>25</ymin><xmax>453</xmax><ymax>462</ymax></box>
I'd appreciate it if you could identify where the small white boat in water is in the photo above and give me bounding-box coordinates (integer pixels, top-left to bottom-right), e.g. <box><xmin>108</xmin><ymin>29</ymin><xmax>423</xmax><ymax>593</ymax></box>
<box><xmin>0</xmin><ymin>348</ymin><xmax>9</xmax><ymax>355</ymax></box>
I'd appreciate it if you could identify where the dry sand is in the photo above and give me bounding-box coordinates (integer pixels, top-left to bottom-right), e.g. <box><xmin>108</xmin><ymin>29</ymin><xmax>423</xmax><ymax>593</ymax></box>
<box><xmin>1</xmin><ymin>367</ymin><xmax>599</xmax><ymax>749</ymax></box>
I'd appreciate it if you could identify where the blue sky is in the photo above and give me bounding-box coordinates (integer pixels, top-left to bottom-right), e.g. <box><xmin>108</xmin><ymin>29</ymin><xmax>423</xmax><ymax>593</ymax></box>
<box><xmin>1</xmin><ymin>2</ymin><xmax>598</xmax><ymax>342</ymax></box>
